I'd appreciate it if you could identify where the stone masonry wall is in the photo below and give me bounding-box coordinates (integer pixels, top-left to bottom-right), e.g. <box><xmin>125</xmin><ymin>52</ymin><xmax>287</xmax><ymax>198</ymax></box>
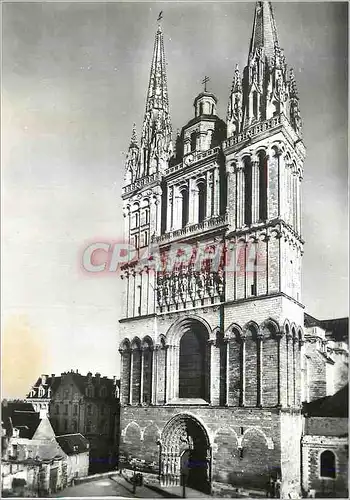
<box><xmin>119</xmin><ymin>405</ymin><xmax>284</xmax><ymax>490</ymax></box>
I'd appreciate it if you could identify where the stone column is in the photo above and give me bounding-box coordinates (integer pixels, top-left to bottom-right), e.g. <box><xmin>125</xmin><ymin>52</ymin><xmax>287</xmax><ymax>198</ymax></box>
<box><xmin>236</xmin><ymin>163</ymin><xmax>245</xmax><ymax>228</ymax></box>
<box><xmin>286</xmin><ymin>331</ymin><xmax>292</xmax><ymax>406</ymax></box>
<box><xmin>240</xmin><ymin>336</ymin><xmax>246</xmax><ymax>407</ymax></box>
<box><xmin>188</xmin><ymin>178</ymin><xmax>196</xmax><ymax>224</ymax></box>
<box><xmin>299</xmin><ymin>175</ymin><xmax>302</xmax><ymax>236</ymax></box>
<box><xmin>292</xmin><ymin>336</ymin><xmax>297</xmax><ymax>406</ymax></box>
<box><xmin>225</xmin><ymin>339</ymin><xmax>230</xmax><ymax>406</ymax></box>
<box><xmin>276</xmin><ymin>332</ymin><xmax>283</xmax><ymax>407</ymax></box>
<box><xmin>226</xmin><ymin>162</ymin><xmax>236</xmax><ymax>230</ymax></box>
<box><xmin>151</xmin><ymin>346</ymin><xmax>158</xmax><ymax>405</ymax></box>
<box><xmin>129</xmin><ymin>349</ymin><xmax>134</xmax><ymax>405</ymax></box>
<box><xmin>139</xmin><ymin>347</ymin><xmax>144</xmax><ymax>404</ymax></box>
<box><xmin>296</xmin><ymin>338</ymin><xmax>304</xmax><ymax>406</ymax></box>
<box><xmin>208</xmin><ymin>339</ymin><xmax>215</xmax><ymax>404</ymax></box>
<box><xmin>173</xmin><ymin>185</ymin><xmax>182</xmax><ymax>230</ymax></box>
<box><xmin>167</xmin><ymin>186</ymin><xmax>174</xmax><ymax>231</ymax></box>
<box><xmin>288</xmin><ymin>164</ymin><xmax>293</xmax><ymax>227</ymax></box>
<box><xmin>251</xmin><ymin>155</ymin><xmax>260</xmax><ymax>223</ymax></box>
<box><xmin>257</xmin><ymin>334</ymin><xmax>263</xmax><ymax>407</ymax></box>
<box><xmin>206</xmin><ymin>171</ymin><xmax>213</xmax><ymax>219</ymax></box>
<box><xmin>164</xmin><ymin>345</ymin><xmax>171</xmax><ymax>403</ymax></box>
<box><xmin>213</xmin><ymin>166</ymin><xmax>220</xmax><ymax>216</ymax></box>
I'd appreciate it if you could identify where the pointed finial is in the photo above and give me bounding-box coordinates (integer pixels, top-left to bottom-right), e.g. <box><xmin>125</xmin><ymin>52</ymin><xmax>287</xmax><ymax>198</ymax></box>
<box><xmin>157</xmin><ymin>11</ymin><xmax>163</xmax><ymax>22</ymax></box>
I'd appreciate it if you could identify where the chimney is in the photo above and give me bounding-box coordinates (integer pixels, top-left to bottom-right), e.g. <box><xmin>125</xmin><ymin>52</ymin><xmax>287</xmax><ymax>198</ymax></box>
<box><xmin>51</xmin><ymin>374</ymin><xmax>55</xmax><ymax>378</ymax></box>
<box><xmin>95</xmin><ymin>373</ymin><xmax>101</xmax><ymax>385</ymax></box>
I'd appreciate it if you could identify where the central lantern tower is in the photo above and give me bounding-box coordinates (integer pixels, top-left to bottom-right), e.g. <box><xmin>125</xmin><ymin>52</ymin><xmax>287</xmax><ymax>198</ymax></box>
<box><xmin>119</xmin><ymin>3</ymin><xmax>306</xmax><ymax>497</ymax></box>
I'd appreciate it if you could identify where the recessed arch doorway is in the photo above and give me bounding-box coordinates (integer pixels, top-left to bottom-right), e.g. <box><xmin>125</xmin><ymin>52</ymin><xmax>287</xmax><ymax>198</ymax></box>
<box><xmin>160</xmin><ymin>413</ymin><xmax>211</xmax><ymax>494</ymax></box>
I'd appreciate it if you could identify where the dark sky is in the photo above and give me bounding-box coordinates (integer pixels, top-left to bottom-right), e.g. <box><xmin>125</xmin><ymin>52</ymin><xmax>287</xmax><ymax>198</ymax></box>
<box><xmin>2</xmin><ymin>1</ymin><xmax>348</xmax><ymax>397</ymax></box>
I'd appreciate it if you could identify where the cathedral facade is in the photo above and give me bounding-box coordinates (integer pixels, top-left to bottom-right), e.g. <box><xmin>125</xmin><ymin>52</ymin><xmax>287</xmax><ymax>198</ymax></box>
<box><xmin>118</xmin><ymin>2</ymin><xmax>347</xmax><ymax>497</ymax></box>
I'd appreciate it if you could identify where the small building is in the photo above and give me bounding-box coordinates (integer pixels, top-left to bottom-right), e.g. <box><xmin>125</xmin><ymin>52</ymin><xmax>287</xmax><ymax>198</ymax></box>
<box><xmin>56</xmin><ymin>433</ymin><xmax>89</xmax><ymax>484</ymax></box>
<box><xmin>302</xmin><ymin>385</ymin><xmax>348</xmax><ymax>498</ymax></box>
<box><xmin>1</xmin><ymin>401</ymin><xmax>91</xmax><ymax>496</ymax></box>
<box><xmin>1</xmin><ymin>400</ymin><xmax>67</xmax><ymax>497</ymax></box>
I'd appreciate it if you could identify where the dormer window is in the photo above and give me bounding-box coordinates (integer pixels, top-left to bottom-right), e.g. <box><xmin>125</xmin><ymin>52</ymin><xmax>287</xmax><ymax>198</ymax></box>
<box><xmin>38</xmin><ymin>387</ymin><xmax>44</xmax><ymax>397</ymax></box>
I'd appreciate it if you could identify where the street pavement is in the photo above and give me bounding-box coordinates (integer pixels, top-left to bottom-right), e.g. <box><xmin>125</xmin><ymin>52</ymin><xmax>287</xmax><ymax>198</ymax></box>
<box><xmin>52</xmin><ymin>475</ymin><xmax>166</xmax><ymax>498</ymax></box>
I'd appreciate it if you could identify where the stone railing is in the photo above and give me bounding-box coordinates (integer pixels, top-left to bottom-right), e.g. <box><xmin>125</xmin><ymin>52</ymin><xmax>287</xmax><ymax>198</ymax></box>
<box><xmin>122</xmin><ymin>172</ymin><xmax>162</xmax><ymax>195</ymax></box>
<box><xmin>165</xmin><ymin>146</ymin><xmax>221</xmax><ymax>176</ymax></box>
<box><xmin>152</xmin><ymin>213</ymin><xmax>228</xmax><ymax>244</ymax></box>
<box><xmin>223</xmin><ymin>114</ymin><xmax>284</xmax><ymax>149</ymax></box>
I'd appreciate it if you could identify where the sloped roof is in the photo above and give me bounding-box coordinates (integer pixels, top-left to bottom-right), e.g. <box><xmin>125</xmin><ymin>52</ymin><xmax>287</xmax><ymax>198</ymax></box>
<box><xmin>11</xmin><ymin>411</ymin><xmax>41</xmax><ymax>438</ymax></box>
<box><xmin>321</xmin><ymin>317</ymin><xmax>348</xmax><ymax>343</ymax></box>
<box><xmin>56</xmin><ymin>433</ymin><xmax>89</xmax><ymax>455</ymax></box>
<box><xmin>26</xmin><ymin>440</ymin><xmax>66</xmax><ymax>461</ymax></box>
<box><xmin>1</xmin><ymin>401</ymin><xmax>40</xmax><ymax>439</ymax></box>
<box><xmin>303</xmin><ymin>384</ymin><xmax>348</xmax><ymax>418</ymax></box>
<box><xmin>304</xmin><ymin>313</ymin><xmax>348</xmax><ymax>343</ymax></box>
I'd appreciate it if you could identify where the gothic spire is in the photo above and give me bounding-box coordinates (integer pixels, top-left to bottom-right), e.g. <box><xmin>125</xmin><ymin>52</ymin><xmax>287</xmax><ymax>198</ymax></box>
<box><xmin>248</xmin><ymin>1</ymin><xmax>279</xmax><ymax>63</ymax></box>
<box><xmin>138</xmin><ymin>21</ymin><xmax>173</xmax><ymax>178</ymax></box>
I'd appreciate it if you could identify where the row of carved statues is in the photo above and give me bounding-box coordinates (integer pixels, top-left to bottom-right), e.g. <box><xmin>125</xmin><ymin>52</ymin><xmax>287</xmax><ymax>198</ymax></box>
<box><xmin>156</xmin><ymin>267</ymin><xmax>224</xmax><ymax>307</ymax></box>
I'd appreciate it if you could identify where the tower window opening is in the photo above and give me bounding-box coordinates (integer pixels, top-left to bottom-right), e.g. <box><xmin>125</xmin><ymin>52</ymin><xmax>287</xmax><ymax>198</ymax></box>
<box><xmin>320</xmin><ymin>450</ymin><xmax>336</xmax><ymax>479</ymax></box>
<box><xmin>181</xmin><ymin>189</ymin><xmax>189</xmax><ymax>228</ymax></box>
<box><xmin>253</xmin><ymin>91</ymin><xmax>258</xmax><ymax>119</ymax></box>
<box><xmin>258</xmin><ymin>151</ymin><xmax>268</xmax><ymax>220</ymax></box>
<box><xmin>244</xmin><ymin>157</ymin><xmax>252</xmax><ymax>225</ymax></box>
<box><xmin>198</xmin><ymin>182</ymin><xmax>206</xmax><ymax>223</ymax></box>
<box><xmin>199</xmin><ymin>103</ymin><xmax>204</xmax><ymax>115</ymax></box>
<box><xmin>190</xmin><ymin>131</ymin><xmax>197</xmax><ymax>152</ymax></box>
<box><xmin>179</xmin><ymin>326</ymin><xmax>209</xmax><ymax>400</ymax></box>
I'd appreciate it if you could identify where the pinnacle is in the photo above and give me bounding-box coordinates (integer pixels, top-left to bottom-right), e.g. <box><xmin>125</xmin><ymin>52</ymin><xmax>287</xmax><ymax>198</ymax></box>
<box><xmin>130</xmin><ymin>123</ymin><xmax>138</xmax><ymax>148</ymax></box>
<box><xmin>289</xmin><ymin>68</ymin><xmax>299</xmax><ymax>98</ymax></box>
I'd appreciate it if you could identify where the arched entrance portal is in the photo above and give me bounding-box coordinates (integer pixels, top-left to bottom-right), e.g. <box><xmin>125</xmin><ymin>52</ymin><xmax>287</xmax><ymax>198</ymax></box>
<box><xmin>160</xmin><ymin>414</ymin><xmax>211</xmax><ymax>494</ymax></box>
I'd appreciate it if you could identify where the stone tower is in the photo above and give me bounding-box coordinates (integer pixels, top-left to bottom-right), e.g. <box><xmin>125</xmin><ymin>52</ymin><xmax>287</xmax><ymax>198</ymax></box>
<box><xmin>119</xmin><ymin>3</ymin><xmax>306</xmax><ymax>497</ymax></box>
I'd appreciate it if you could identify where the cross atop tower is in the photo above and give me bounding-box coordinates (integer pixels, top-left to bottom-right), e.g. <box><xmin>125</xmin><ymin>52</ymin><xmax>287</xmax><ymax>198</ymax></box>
<box><xmin>202</xmin><ymin>75</ymin><xmax>210</xmax><ymax>92</ymax></box>
<box><xmin>157</xmin><ymin>11</ymin><xmax>163</xmax><ymax>22</ymax></box>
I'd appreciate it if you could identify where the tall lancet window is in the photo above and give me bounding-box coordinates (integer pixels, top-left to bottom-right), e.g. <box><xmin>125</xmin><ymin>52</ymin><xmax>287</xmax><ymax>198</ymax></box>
<box><xmin>258</xmin><ymin>150</ymin><xmax>268</xmax><ymax>220</ymax></box>
<box><xmin>190</xmin><ymin>131</ymin><xmax>197</xmax><ymax>152</ymax></box>
<box><xmin>181</xmin><ymin>188</ymin><xmax>189</xmax><ymax>228</ymax></box>
<box><xmin>244</xmin><ymin>156</ymin><xmax>252</xmax><ymax>226</ymax></box>
<box><xmin>142</xmin><ymin>337</ymin><xmax>153</xmax><ymax>405</ymax></box>
<box><xmin>253</xmin><ymin>91</ymin><xmax>258</xmax><ymax>120</ymax></box>
<box><xmin>198</xmin><ymin>182</ymin><xmax>206</xmax><ymax>223</ymax></box>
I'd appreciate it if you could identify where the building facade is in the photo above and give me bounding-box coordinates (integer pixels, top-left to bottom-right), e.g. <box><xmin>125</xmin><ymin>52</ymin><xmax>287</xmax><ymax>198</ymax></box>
<box><xmin>26</xmin><ymin>371</ymin><xmax>120</xmax><ymax>473</ymax></box>
<box><xmin>118</xmin><ymin>2</ymin><xmax>348</xmax><ymax>497</ymax></box>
